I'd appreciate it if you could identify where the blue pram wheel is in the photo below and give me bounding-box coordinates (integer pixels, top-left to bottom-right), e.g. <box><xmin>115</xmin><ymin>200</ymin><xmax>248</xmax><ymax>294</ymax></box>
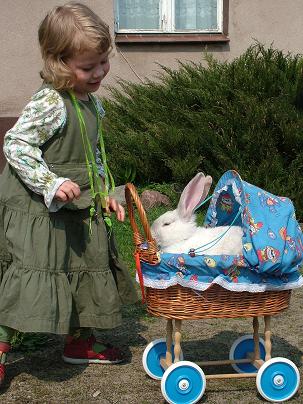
<box><xmin>142</xmin><ymin>338</ymin><xmax>183</xmax><ymax>380</ymax></box>
<box><xmin>229</xmin><ymin>334</ymin><xmax>266</xmax><ymax>373</ymax></box>
<box><xmin>161</xmin><ymin>361</ymin><xmax>206</xmax><ymax>404</ymax></box>
<box><xmin>256</xmin><ymin>357</ymin><xmax>300</xmax><ymax>402</ymax></box>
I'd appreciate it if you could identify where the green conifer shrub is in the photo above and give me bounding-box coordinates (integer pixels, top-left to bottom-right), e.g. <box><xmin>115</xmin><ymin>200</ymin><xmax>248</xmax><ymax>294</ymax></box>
<box><xmin>103</xmin><ymin>44</ymin><xmax>303</xmax><ymax>219</ymax></box>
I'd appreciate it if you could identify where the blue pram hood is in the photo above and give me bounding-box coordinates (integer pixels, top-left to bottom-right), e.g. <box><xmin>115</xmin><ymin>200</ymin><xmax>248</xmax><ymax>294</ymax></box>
<box><xmin>204</xmin><ymin>170</ymin><xmax>303</xmax><ymax>276</ymax></box>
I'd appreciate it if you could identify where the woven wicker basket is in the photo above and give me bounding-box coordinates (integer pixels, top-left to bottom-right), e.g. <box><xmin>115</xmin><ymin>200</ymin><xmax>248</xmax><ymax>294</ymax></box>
<box><xmin>125</xmin><ymin>183</ymin><xmax>291</xmax><ymax>319</ymax></box>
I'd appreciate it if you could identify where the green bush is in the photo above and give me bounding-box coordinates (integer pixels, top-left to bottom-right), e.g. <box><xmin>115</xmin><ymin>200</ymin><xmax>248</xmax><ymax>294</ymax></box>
<box><xmin>103</xmin><ymin>43</ymin><xmax>303</xmax><ymax>219</ymax></box>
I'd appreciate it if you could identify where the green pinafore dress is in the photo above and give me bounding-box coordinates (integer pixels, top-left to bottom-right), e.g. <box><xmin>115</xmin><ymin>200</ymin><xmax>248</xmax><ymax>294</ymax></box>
<box><xmin>0</xmin><ymin>89</ymin><xmax>138</xmax><ymax>334</ymax></box>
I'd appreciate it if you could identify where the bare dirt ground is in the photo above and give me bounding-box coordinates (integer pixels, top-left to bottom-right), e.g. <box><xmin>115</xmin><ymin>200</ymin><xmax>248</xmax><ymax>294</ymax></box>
<box><xmin>1</xmin><ymin>287</ymin><xmax>303</xmax><ymax>404</ymax></box>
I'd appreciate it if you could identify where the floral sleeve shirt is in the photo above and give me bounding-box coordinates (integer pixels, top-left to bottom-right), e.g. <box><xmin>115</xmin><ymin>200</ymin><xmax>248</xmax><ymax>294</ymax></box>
<box><xmin>3</xmin><ymin>87</ymin><xmax>105</xmax><ymax>211</ymax></box>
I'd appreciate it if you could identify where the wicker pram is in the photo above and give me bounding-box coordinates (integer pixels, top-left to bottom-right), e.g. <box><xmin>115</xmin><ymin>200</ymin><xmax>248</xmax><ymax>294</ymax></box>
<box><xmin>125</xmin><ymin>177</ymin><xmax>302</xmax><ymax>403</ymax></box>
<box><xmin>125</xmin><ymin>182</ymin><xmax>290</xmax><ymax>319</ymax></box>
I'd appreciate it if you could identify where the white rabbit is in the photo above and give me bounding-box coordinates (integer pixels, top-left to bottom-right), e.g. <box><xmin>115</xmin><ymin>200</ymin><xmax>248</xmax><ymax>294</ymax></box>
<box><xmin>150</xmin><ymin>173</ymin><xmax>243</xmax><ymax>255</ymax></box>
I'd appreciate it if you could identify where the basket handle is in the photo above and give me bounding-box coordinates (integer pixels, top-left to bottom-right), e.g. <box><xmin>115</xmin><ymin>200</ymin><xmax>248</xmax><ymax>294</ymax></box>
<box><xmin>125</xmin><ymin>183</ymin><xmax>160</xmax><ymax>264</ymax></box>
<box><xmin>125</xmin><ymin>183</ymin><xmax>153</xmax><ymax>242</ymax></box>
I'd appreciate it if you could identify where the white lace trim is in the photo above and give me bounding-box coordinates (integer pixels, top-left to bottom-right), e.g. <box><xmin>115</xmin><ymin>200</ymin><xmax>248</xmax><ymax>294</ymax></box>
<box><xmin>136</xmin><ymin>273</ymin><xmax>303</xmax><ymax>292</ymax></box>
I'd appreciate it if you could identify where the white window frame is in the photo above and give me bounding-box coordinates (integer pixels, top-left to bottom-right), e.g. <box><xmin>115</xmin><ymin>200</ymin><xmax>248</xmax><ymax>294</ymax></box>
<box><xmin>114</xmin><ymin>0</ymin><xmax>223</xmax><ymax>34</ymax></box>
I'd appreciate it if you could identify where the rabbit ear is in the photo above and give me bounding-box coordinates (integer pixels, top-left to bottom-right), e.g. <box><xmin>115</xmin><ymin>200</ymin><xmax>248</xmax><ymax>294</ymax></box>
<box><xmin>177</xmin><ymin>173</ymin><xmax>212</xmax><ymax>219</ymax></box>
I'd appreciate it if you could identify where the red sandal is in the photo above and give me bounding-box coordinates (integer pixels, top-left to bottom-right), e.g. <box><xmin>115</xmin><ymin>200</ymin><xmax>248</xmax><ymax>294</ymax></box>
<box><xmin>62</xmin><ymin>335</ymin><xmax>123</xmax><ymax>365</ymax></box>
<box><xmin>0</xmin><ymin>364</ymin><xmax>5</xmax><ymax>387</ymax></box>
<box><xmin>0</xmin><ymin>342</ymin><xmax>11</xmax><ymax>387</ymax></box>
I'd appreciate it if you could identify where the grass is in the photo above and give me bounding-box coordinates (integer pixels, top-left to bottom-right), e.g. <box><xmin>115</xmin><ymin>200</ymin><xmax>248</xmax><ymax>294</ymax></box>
<box><xmin>11</xmin><ymin>333</ymin><xmax>50</xmax><ymax>352</ymax></box>
<box><xmin>5</xmin><ymin>291</ymin><xmax>302</xmax><ymax>403</ymax></box>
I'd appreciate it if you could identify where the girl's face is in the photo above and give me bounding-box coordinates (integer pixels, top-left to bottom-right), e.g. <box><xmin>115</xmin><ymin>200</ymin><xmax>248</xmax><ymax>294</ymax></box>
<box><xmin>66</xmin><ymin>49</ymin><xmax>110</xmax><ymax>100</ymax></box>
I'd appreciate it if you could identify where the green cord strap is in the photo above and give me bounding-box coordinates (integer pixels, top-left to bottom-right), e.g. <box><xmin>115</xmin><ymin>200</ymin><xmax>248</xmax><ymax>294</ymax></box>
<box><xmin>69</xmin><ymin>91</ymin><xmax>115</xmax><ymax>234</ymax></box>
<box><xmin>94</xmin><ymin>99</ymin><xmax>115</xmax><ymax>197</ymax></box>
<box><xmin>192</xmin><ymin>209</ymin><xmax>241</xmax><ymax>255</ymax></box>
<box><xmin>194</xmin><ymin>193</ymin><xmax>214</xmax><ymax>212</ymax></box>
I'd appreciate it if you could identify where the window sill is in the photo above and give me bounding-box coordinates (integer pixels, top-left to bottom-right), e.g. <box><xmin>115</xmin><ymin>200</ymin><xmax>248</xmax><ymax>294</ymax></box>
<box><xmin>115</xmin><ymin>33</ymin><xmax>229</xmax><ymax>44</ymax></box>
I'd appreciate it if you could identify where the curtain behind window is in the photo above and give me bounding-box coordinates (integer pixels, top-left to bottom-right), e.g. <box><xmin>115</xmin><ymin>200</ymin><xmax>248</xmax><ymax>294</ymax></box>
<box><xmin>118</xmin><ymin>0</ymin><xmax>160</xmax><ymax>30</ymax></box>
<box><xmin>175</xmin><ymin>0</ymin><xmax>217</xmax><ymax>30</ymax></box>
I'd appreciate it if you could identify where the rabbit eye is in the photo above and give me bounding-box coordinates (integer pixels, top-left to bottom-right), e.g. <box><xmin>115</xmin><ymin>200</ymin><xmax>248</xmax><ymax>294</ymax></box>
<box><xmin>163</xmin><ymin>222</ymin><xmax>171</xmax><ymax>226</ymax></box>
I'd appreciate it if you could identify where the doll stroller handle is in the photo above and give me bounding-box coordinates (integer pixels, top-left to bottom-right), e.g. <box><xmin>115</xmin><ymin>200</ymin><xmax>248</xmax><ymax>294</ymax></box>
<box><xmin>125</xmin><ymin>183</ymin><xmax>160</xmax><ymax>265</ymax></box>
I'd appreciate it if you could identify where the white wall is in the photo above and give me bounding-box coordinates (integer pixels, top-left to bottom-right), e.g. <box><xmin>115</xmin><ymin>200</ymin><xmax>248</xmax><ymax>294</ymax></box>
<box><xmin>1</xmin><ymin>0</ymin><xmax>302</xmax><ymax>116</ymax></box>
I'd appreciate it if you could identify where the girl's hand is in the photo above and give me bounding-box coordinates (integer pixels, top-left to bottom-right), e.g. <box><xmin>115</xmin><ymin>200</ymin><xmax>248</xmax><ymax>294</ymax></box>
<box><xmin>55</xmin><ymin>180</ymin><xmax>81</xmax><ymax>202</ymax></box>
<box><xmin>106</xmin><ymin>197</ymin><xmax>125</xmax><ymax>222</ymax></box>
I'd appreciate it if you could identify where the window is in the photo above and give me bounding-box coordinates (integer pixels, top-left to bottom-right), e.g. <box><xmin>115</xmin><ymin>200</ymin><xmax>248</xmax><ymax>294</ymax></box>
<box><xmin>114</xmin><ymin>0</ymin><xmax>228</xmax><ymax>42</ymax></box>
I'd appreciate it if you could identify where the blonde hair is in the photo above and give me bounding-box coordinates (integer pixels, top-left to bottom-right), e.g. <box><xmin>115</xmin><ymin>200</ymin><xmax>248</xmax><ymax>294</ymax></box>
<box><xmin>38</xmin><ymin>2</ymin><xmax>112</xmax><ymax>90</ymax></box>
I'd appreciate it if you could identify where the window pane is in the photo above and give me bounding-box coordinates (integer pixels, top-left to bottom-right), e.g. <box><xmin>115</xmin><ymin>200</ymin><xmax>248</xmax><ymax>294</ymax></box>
<box><xmin>118</xmin><ymin>0</ymin><xmax>160</xmax><ymax>30</ymax></box>
<box><xmin>175</xmin><ymin>0</ymin><xmax>218</xmax><ymax>30</ymax></box>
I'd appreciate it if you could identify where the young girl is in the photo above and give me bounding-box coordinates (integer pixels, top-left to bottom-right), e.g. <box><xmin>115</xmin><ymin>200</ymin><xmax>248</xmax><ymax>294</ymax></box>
<box><xmin>0</xmin><ymin>2</ymin><xmax>137</xmax><ymax>385</ymax></box>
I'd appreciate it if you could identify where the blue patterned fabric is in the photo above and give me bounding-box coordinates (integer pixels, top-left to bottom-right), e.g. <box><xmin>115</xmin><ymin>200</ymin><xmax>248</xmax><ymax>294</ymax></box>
<box><xmin>138</xmin><ymin>171</ymin><xmax>303</xmax><ymax>292</ymax></box>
